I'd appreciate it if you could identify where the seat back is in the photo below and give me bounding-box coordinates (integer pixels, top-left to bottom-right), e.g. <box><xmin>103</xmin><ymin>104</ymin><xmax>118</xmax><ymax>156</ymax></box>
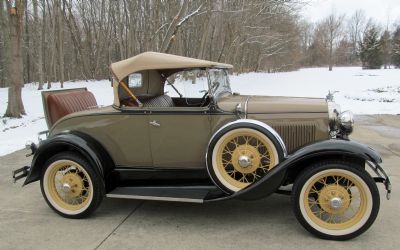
<box><xmin>142</xmin><ymin>95</ymin><xmax>175</xmax><ymax>107</ymax></box>
<box><xmin>47</xmin><ymin>90</ymin><xmax>97</xmax><ymax>126</ymax></box>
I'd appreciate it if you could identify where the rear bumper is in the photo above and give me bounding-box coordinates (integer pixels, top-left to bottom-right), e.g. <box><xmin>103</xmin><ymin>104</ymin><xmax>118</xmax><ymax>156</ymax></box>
<box><xmin>12</xmin><ymin>166</ymin><xmax>30</xmax><ymax>183</ymax></box>
<box><xmin>12</xmin><ymin>139</ymin><xmax>39</xmax><ymax>184</ymax></box>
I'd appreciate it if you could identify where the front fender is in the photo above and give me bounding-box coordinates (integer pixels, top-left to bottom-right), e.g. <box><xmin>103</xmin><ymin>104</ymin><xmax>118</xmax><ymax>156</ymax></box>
<box><xmin>223</xmin><ymin>139</ymin><xmax>383</xmax><ymax>201</ymax></box>
<box><xmin>24</xmin><ymin>131</ymin><xmax>114</xmax><ymax>187</ymax></box>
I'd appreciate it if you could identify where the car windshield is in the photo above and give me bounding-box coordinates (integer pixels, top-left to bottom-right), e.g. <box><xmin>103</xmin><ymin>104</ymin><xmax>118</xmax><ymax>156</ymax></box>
<box><xmin>208</xmin><ymin>69</ymin><xmax>232</xmax><ymax>99</ymax></box>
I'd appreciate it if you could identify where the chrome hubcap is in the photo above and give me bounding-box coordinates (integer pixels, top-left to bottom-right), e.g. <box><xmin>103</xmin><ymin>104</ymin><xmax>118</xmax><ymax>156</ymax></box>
<box><xmin>62</xmin><ymin>183</ymin><xmax>71</xmax><ymax>193</ymax></box>
<box><xmin>238</xmin><ymin>155</ymin><xmax>251</xmax><ymax>168</ymax></box>
<box><xmin>330</xmin><ymin>197</ymin><xmax>343</xmax><ymax>209</ymax></box>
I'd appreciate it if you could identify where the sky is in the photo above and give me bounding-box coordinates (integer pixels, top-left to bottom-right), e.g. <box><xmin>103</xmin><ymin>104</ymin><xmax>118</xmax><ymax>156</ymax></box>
<box><xmin>301</xmin><ymin>0</ymin><xmax>400</xmax><ymax>26</ymax></box>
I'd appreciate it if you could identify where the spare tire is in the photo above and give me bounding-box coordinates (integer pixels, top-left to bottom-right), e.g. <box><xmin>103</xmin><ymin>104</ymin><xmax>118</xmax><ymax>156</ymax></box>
<box><xmin>206</xmin><ymin>121</ymin><xmax>285</xmax><ymax>194</ymax></box>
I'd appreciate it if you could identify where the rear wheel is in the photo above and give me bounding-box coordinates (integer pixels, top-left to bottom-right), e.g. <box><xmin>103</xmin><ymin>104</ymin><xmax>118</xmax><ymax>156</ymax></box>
<box><xmin>40</xmin><ymin>152</ymin><xmax>103</xmax><ymax>218</ymax></box>
<box><xmin>292</xmin><ymin>161</ymin><xmax>380</xmax><ymax>240</ymax></box>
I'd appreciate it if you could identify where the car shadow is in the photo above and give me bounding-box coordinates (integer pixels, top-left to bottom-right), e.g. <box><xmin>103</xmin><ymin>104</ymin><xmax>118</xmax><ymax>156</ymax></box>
<box><xmin>96</xmin><ymin>193</ymin><xmax>308</xmax><ymax>237</ymax></box>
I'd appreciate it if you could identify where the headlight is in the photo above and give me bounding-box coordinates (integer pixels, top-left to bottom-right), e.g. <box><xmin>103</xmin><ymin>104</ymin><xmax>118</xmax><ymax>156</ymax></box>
<box><xmin>339</xmin><ymin>110</ymin><xmax>354</xmax><ymax>135</ymax></box>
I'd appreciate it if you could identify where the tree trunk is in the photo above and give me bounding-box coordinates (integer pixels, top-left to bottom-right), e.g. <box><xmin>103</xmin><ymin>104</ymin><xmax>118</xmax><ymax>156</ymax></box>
<box><xmin>33</xmin><ymin>0</ymin><xmax>44</xmax><ymax>90</ymax></box>
<box><xmin>197</xmin><ymin>1</ymin><xmax>212</xmax><ymax>59</ymax></box>
<box><xmin>328</xmin><ymin>43</ymin><xmax>333</xmax><ymax>71</ymax></box>
<box><xmin>24</xmin><ymin>0</ymin><xmax>30</xmax><ymax>83</ymax></box>
<box><xmin>62</xmin><ymin>0</ymin><xmax>91</xmax><ymax>79</ymax></box>
<box><xmin>4</xmin><ymin>0</ymin><xmax>26</xmax><ymax>117</ymax></box>
<box><xmin>57</xmin><ymin>0</ymin><xmax>64</xmax><ymax>88</ymax></box>
<box><xmin>160</xmin><ymin>0</ymin><xmax>188</xmax><ymax>53</ymax></box>
<box><xmin>0</xmin><ymin>0</ymin><xmax>8</xmax><ymax>88</ymax></box>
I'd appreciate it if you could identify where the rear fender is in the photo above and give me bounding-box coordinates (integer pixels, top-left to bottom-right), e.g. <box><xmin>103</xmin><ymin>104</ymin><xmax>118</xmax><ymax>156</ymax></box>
<box><xmin>221</xmin><ymin>139</ymin><xmax>382</xmax><ymax>201</ymax></box>
<box><xmin>24</xmin><ymin>131</ymin><xmax>115</xmax><ymax>188</ymax></box>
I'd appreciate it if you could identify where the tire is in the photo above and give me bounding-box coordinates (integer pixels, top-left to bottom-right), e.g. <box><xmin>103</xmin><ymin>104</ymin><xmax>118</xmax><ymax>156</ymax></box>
<box><xmin>291</xmin><ymin>161</ymin><xmax>380</xmax><ymax>240</ymax></box>
<box><xmin>40</xmin><ymin>152</ymin><xmax>104</xmax><ymax>218</ymax></box>
<box><xmin>207</xmin><ymin>125</ymin><xmax>284</xmax><ymax>194</ymax></box>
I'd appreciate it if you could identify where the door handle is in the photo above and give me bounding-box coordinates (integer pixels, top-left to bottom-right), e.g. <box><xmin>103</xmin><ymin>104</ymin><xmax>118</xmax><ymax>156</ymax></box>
<box><xmin>149</xmin><ymin>120</ymin><xmax>160</xmax><ymax>127</ymax></box>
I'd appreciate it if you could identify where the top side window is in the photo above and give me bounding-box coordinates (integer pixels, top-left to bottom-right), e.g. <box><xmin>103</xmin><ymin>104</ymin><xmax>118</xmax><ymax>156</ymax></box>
<box><xmin>128</xmin><ymin>73</ymin><xmax>142</xmax><ymax>88</ymax></box>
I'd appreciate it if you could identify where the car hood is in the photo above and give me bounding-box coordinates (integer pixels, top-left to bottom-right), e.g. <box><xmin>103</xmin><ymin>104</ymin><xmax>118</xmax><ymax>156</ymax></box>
<box><xmin>217</xmin><ymin>95</ymin><xmax>328</xmax><ymax>114</ymax></box>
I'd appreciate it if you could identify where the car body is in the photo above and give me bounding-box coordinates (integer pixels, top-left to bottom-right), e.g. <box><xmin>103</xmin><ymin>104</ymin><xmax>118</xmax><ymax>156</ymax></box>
<box><xmin>13</xmin><ymin>52</ymin><xmax>391</xmax><ymax>240</ymax></box>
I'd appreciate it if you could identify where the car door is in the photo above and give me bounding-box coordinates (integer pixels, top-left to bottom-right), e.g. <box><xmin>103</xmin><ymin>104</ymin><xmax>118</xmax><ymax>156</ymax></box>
<box><xmin>148</xmin><ymin>107</ymin><xmax>211</xmax><ymax>169</ymax></box>
<box><xmin>148</xmin><ymin>69</ymin><xmax>212</xmax><ymax>169</ymax></box>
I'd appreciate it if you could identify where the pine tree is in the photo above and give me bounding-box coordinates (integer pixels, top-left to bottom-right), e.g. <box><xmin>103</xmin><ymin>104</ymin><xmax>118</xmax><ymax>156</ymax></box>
<box><xmin>380</xmin><ymin>30</ymin><xmax>391</xmax><ymax>69</ymax></box>
<box><xmin>359</xmin><ymin>26</ymin><xmax>383</xmax><ymax>69</ymax></box>
<box><xmin>392</xmin><ymin>27</ymin><xmax>400</xmax><ymax>68</ymax></box>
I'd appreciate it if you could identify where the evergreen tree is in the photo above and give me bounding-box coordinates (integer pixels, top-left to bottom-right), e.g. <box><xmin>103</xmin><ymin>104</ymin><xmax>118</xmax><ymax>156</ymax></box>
<box><xmin>380</xmin><ymin>30</ymin><xmax>391</xmax><ymax>69</ymax></box>
<box><xmin>392</xmin><ymin>27</ymin><xmax>400</xmax><ymax>68</ymax></box>
<box><xmin>359</xmin><ymin>26</ymin><xmax>383</xmax><ymax>69</ymax></box>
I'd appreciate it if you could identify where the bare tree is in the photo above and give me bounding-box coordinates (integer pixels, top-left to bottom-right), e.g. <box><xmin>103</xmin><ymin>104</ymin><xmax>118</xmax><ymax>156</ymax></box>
<box><xmin>4</xmin><ymin>0</ymin><xmax>26</xmax><ymax>118</ymax></box>
<box><xmin>324</xmin><ymin>11</ymin><xmax>345</xmax><ymax>71</ymax></box>
<box><xmin>33</xmin><ymin>0</ymin><xmax>44</xmax><ymax>90</ymax></box>
<box><xmin>348</xmin><ymin>10</ymin><xmax>366</xmax><ymax>62</ymax></box>
<box><xmin>160</xmin><ymin>0</ymin><xmax>189</xmax><ymax>53</ymax></box>
<box><xmin>56</xmin><ymin>0</ymin><xmax>64</xmax><ymax>87</ymax></box>
<box><xmin>24</xmin><ymin>0</ymin><xmax>30</xmax><ymax>83</ymax></box>
<box><xmin>0</xmin><ymin>0</ymin><xmax>9</xmax><ymax>88</ymax></box>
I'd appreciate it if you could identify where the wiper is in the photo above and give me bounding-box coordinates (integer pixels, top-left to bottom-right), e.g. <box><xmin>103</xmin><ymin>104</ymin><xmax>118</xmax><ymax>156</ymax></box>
<box><xmin>161</xmin><ymin>74</ymin><xmax>183</xmax><ymax>98</ymax></box>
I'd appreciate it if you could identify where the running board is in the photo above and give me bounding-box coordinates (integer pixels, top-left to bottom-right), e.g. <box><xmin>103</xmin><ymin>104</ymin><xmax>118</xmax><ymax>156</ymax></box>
<box><xmin>106</xmin><ymin>186</ymin><xmax>219</xmax><ymax>203</ymax></box>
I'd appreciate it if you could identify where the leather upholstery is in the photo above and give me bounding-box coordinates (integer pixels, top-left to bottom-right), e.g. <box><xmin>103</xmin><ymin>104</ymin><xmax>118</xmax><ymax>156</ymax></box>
<box><xmin>142</xmin><ymin>95</ymin><xmax>175</xmax><ymax>107</ymax></box>
<box><xmin>47</xmin><ymin>90</ymin><xmax>97</xmax><ymax>125</ymax></box>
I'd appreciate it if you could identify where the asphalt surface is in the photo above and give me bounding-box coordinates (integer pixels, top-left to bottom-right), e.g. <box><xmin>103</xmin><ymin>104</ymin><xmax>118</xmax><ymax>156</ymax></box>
<box><xmin>0</xmin><ymin>115</ymin><xmax>399</xmax><ymax>250</ymax></box>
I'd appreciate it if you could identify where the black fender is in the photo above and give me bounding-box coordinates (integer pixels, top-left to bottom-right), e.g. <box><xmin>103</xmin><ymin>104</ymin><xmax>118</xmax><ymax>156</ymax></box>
<box><xmin>24</xmin><ymin>131</ymin><xmax>115</xmax><ymax>189</ymax></box>
<box><xmin>215</xmin><ymin>139</ymin><xmax>382</xmax><ymax>201</ymax></box>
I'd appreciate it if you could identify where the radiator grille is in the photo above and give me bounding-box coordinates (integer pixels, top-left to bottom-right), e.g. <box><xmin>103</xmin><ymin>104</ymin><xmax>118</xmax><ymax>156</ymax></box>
<box><xmin>272</xmin><ymin>123</ymin><xmax>316</xmax><ymax>153</ymax></box>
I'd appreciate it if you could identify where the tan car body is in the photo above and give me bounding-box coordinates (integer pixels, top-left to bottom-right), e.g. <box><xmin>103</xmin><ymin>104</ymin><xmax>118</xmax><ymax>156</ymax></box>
<box><xmin>49</xmin><ymin>86</ymin><xmax>329</xmax><ymax>170</ymax></box>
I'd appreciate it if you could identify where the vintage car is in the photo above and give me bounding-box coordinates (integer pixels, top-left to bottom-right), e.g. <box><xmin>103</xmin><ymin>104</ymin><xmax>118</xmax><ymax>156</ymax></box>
<box><xmin>13</xmin><ymin>52</ymin><xmax>391</xmax><ymax>240</ymax></box>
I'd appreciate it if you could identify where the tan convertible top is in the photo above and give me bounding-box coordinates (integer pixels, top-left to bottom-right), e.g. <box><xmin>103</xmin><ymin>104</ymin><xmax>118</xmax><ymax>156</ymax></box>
<box><xmin>110</xmin><ymin>52</ymin><xmax>233</xmax><ymax>82</ymax></box>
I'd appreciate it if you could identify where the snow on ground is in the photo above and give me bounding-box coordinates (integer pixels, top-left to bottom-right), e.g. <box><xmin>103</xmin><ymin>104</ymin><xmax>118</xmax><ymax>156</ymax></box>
<box><xmin>230</xmin><ymin>67</ymin><xmax>400</xmax><ymax>114</ymax></box>
<box><xmin>0</xmin><ymin>67</ymin><xmax>399</xmax><ymax>156</ymax></box>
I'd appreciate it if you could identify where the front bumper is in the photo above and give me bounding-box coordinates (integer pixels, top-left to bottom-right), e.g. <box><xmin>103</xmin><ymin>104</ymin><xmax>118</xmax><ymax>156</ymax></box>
<box><xmin>366</xmin><ymin>161</ymin><xmax>392</xmax><ymax>200</ymax></box>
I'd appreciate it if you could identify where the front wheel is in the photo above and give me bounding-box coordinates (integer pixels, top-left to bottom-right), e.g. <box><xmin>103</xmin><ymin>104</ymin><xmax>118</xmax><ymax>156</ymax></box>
<box><xmin>207</xmin><ymin>127</ymin><xmax>282</xmax><ymax>193</ymax></box>
<box><xmin>40</xmin><ymin>152</ymin><xmax>104</xmax><ymax>218</ymax></box>
<box><xmin>292</xmin><ymin>161</ymin><xmax>380</xmax><ymax>240</ymax></box>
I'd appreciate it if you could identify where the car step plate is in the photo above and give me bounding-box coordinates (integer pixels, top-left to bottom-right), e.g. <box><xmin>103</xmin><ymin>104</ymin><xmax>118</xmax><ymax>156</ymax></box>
<box><xmin>106</xmin><ymin>186</ymin><xmax>219</xmax><ymax>203</ymax></box>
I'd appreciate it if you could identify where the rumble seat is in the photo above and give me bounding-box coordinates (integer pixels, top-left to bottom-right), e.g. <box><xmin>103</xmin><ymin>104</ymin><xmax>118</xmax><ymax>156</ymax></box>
<box><xmin>47</xmin><ymin>90</ymin><xmax>97</xmax><ymax>125</ymax></box>
<box><xmin>142</xmin><ymin>95</ymin><xmax>175</xmax><ymax>107</ymax></box>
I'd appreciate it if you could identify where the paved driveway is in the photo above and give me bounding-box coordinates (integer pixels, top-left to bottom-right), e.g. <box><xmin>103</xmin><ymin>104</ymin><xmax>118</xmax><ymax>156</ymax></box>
<box><xmin>0</xmin><ymin>115</ymin><xmax>399</xmax><ymax>250</ymax></box>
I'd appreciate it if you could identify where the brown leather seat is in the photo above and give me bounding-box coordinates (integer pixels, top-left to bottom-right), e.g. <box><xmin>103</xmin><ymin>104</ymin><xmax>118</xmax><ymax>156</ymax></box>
<box><xmin>47</xmin><ymin>90</ymin><xmax>97</xmax><ymax>125</ymax></box>
<box><xmin>142</xmin><ymin>95</ymin><xmax>175</xmax><ymax>107</ymax></box>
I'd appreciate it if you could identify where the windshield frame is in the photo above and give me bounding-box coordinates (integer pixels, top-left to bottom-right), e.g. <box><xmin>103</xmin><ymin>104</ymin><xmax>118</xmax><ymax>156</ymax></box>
<box><xmin>207</xmin><ymin>68</ymin><xmax>232</xmax><ymax>102</ymax></box>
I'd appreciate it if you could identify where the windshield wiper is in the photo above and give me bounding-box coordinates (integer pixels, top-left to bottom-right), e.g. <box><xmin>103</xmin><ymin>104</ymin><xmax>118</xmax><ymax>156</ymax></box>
<box><xmin>161</xmin><ymin>74</ymin><xmax>183</xmax><ymax>98</ymax></box>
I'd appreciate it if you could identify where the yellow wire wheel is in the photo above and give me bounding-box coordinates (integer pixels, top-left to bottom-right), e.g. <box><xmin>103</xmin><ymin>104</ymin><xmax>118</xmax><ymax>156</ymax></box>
<box><xmin>42</xmin><ymin>159</ymin><xmax>94</xmax><ymax>216</ymax></box>
<box><xmin>294</xmin><ymin>165</ymin><xmax>378</xmax><ymax>239</ymax></box>
<box><xmin>211</xmin><ymin>128</ymin><xmax>279</xmax><ymax>192</ymax></box>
